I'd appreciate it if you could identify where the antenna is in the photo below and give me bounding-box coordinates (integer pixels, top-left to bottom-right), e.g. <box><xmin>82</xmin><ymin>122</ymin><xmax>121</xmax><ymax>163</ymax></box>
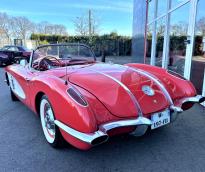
<box><xmin>65</xmin><ymin>63</ymin><xmax>68</xmax><ymax>85</ymax></box>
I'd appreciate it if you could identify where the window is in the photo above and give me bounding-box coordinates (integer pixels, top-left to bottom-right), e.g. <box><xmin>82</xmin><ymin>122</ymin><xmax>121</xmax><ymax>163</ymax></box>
<box><xmin>146</xmin><ymin>0</ymin><xmax>191</xmax><ymax>75</ymax></box>
<box><xmin>157</xmin><ymin>0</ymin><xmax>167</xmax><ymax>17</ymax></box>
<box><xmin>145</xmin><ymin>25</ymin><xmax>153</xmax><ymax>64</ymax></box>
<box><xmin>148</xmin><ymin>0</ymin><xmax>155</xmax><ymax>23</ymax></box>
<box><xmin>155</xmin><ymin>17</ymin><xmax>166</xmax><ymax>67</ymax></box>
<box><xmin>167</xmin><ymin>3</ymin><xmax>190</xmax><ymax>76</ymax></box>
<box><xmin>8</xmin><ymin>46</ymin><xmax>19</xmax><ymax>52</ymax></box>
<box><xmin>171</xmin><ymin>0</ymin><xmax>187</xmax><ymax>9</ymax></box>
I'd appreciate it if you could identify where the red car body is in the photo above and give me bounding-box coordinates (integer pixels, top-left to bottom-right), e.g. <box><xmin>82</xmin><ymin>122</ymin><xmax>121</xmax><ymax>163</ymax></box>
<box><xmin>4</xmin><ymin>44</ymin><xmax>205</xmax><ymax>150</ymax></box>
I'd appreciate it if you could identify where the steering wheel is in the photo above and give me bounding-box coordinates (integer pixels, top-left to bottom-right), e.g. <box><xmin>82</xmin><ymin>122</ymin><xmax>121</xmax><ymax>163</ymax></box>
<box><xmin>38</xmin><ymin>56</ymin><xmax>62</xmax><ymax>71</ymax></box>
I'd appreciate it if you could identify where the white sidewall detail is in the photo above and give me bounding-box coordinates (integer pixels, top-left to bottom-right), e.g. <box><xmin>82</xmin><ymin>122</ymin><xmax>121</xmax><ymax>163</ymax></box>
<box><xmin>40</xmin><ymin>99</ymin><xmax>55</xmax><ymax>144</ymax></box>
<box><xmin>7</xmin><ymin>73</ymin><xmax>26</xmax><ymax>99</ymax></box>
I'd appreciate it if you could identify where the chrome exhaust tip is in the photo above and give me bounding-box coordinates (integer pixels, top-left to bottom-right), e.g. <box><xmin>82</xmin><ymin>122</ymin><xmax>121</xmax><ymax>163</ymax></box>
<box><xmin>91</xmin><ymin>135</ymin><xmax>109</xmax><ymax>146</ymax></box>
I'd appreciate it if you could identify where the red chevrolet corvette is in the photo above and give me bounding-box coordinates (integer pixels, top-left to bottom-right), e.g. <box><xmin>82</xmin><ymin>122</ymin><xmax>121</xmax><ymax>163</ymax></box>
<box><xmin>4</xmin><ymin>44</ymin><xmax>205</xmax><ymax>150</ymax></box>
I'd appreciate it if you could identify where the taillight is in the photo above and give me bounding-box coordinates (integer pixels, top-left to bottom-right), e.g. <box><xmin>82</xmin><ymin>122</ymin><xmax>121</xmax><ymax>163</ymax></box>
<box><xmin>67</xmin><ymin>87</ymin><xmax>88</xmax><ymax>107</ymax></box>
<box><xmin>181</xmin><ymin>102</ymin><xmax>194</xmax><ymax>111</ymax></box>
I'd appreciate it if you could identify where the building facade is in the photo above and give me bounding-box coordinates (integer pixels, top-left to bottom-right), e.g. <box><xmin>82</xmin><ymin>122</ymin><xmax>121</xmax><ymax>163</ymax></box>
<box><xmin>132</xmin><ymin>0</ymin><xmax>205</xmax><ymax>102</ymax></box>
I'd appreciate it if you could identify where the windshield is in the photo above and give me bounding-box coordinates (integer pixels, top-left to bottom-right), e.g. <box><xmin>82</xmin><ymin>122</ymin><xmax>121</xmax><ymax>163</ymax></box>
<box><xmin>31</xmin><ymin>44</ymin><xmax>95</xmax><ymax>70</ymax></box>
<box><xmin>0</xmin><ymin>46</ymin><xmax>10</xmax><ymax>51</ymax></box>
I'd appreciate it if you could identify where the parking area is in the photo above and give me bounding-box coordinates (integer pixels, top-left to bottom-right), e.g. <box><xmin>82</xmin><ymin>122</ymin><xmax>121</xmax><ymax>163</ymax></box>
<box><xmin>0</xmin><ymin>66</ymin><xmax>205</xmax><ymax>172</ymax></box>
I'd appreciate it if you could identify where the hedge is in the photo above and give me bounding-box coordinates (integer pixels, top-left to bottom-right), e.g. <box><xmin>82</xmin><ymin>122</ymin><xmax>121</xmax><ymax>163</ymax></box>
<box><xmin>30</xmin><ymin>34</ymin><xmax>132</xmax><ymax>56</ymax></box>
<box><xmin>31</xmin><ymin>34</ymin><xmax>204</xmax><ymax>57</ymax></box>
<box><xmin>146</xmin><ymin>35</ymin><xmax>204</xmax><ymax>57</ymax></box>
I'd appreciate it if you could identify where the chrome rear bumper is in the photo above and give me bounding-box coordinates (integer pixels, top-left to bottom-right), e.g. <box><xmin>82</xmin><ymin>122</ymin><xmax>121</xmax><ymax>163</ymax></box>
<box><xmin>55</xmin><ymin>95</ymin><xmax>205</xmax><ymax>146</ymax></box>
<box><xmin>55</xmin><ymin>117</ymin><xmax>152</xmax><ymax>146</ymax></box>
<box><xmin>99</xmin><ymin>117</ymin><xmax>152</xmax><ymax>132</ymax></box>
<box><xmin>182</xmin><ymin>95</ymin><xmax>205</xmax><ymax>104</ymax></box>
<box><xmin>180</xmin><ymin>95</ymin><xmax>205</xmax><ymax>110</ymax></box>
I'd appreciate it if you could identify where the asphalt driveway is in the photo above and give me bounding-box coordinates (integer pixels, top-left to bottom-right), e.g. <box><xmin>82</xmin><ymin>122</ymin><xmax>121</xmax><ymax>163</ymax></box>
<box><xmin>0</xmin><ymin>67</ymin><xmax>205</xmax><ymax>172</ymax></box>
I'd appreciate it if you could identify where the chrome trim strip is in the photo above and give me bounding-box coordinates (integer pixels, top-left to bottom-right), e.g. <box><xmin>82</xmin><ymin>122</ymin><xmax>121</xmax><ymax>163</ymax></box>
<box><xmin>99</xmin><ymin>117</ymin><xmax>152</xmax><ymax>132</ymax></box>
<box><xmin>55</xmin><ymin>117</ymin><xmax>152</xmax><ymax>145</ymax></box>
<box><xmin>170</xmin><ymin>105</ymin><xmax>183</xmax><ymax>113</ymax></box>
<box><xmin>90</xmin><ymin>69</ymin><xmax>143</xmax><ymax>116</ymax></box>
<box><xmin>182</xmin><ymin>95</ymin><xmax>205</xmax><ymax>104</ymax></box>
<box><xmin>55</xmin><ymin>120</ymin><xmax>108</xmax><ymax>144</ymax></box>
<box><xmin>171</xmin><ymin>95</ymin><xmax>205</xmax><ymax>112</ymax></box>
<box><xmin>127</xmin><ymin>66</ymin><xmax>174</xmax><ymax>105</ymax></box>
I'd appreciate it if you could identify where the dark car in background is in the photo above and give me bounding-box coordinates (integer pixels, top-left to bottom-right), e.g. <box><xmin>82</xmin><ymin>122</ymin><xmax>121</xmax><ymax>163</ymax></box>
<box><xmin>0</xmin><ymin>45</ymin><xmax>31</xmax><ymax>66</ymax></box>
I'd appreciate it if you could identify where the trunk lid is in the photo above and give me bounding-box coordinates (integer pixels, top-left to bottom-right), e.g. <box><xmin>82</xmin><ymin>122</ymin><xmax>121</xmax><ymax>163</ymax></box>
<box><xmin>68</xmin><ymin>63</ymin><xmax>170</xmax><ymax>118</ymax></box>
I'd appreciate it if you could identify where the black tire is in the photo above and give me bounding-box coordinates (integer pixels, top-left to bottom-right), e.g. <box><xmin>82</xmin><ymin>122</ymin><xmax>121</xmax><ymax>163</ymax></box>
<box><xmin>40</xmin><ymin>95</ymin><xmax>64</xmax><ymax>148</ymax></box>
<box><xmin>10</xmin><ymin>89</ymin><xmax>19</xmax><ymax>101</ymax></box>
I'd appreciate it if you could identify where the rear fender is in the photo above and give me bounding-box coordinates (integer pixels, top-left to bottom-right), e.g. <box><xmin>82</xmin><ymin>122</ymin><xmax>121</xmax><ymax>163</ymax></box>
<box><xmin>126</xmin><ymin>64</ymin><xmax>197</xmax><ymax>101</ymax></box>
<box><xmin>31</xmin><ymin>75</ymin><xmax>97</xmax><ymax>133</ymax></box>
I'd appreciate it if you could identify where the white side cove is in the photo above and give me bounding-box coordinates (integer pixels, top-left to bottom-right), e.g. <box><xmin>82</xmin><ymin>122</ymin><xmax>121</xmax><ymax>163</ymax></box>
<box><xmin>201</xmin><ymin>69</ymin><xmax>205</xmax><ymax>107</ymax></box>
<box><xmin>7</xmin><ymin>73</ymin><xmax>26</xmax><ymax>99</ymax></box>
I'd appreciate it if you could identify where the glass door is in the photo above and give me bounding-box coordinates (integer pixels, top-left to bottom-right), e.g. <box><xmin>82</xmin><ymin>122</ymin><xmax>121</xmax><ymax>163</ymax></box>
<box><xmin>167</xmin><ymin>2</ymin><xmax>191</xmax><ymax>76</ymax></box>
<box><xmin>190</xmin><ymin>0</ymin><xmax>205</xmax><ymax>98</ymax></box>
<box><xmin>146</xmin><ymin>0</ymin><xmax>194</xmax><ymax>77</ymax></box>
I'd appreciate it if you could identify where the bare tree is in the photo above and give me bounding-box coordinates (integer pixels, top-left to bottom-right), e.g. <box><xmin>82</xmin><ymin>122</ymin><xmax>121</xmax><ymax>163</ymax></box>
<box><xmin>73</xmin><ymin>10</ymin><xmax>101</xmax><ymax>36</ymax></box>
<box><xmin>0</xmin><ymin>12</ymin><xmax>69</xmax><ymax>46</ymax></box>
<box><xmin>53</xmin><ymin>24</ymin><xmax>68</xmax><ymax>35</ymax></box>
<box><xmin>12</xmin><ymin>16</ymin><xmax>34</xmax><ymax>43</ymax></box>
<box><xmin>171</xmin><ymin>22</ymin><xmax>188</xmax><ymax>36</ymax></box>
<box><xmin>35</xmin><ymin>21</ymin><xmax>50</xmax><ymax>34</ymax></box>
<box><xmin>157</xmin><ymin>20</ymin><xmax>165</xmax><ymax>37</ymax></box>
<box><xmin>197</xmin><ymin>17</ymin><xmax>205</xmax><ymax>36</ymax></box>
<box><xmin>73</xmin><ymin>16</ymin><xmax>88</xmax><ymax>36</ymax></box>
<box><xmin>35</xmin><ymin>22</ymin><xmax>68</xmax><ymax>35</ymax></box>
<box><xmin>0</xmin><ymin>12</ymin><xmax>13</xmax><ymax>43</ymax></box>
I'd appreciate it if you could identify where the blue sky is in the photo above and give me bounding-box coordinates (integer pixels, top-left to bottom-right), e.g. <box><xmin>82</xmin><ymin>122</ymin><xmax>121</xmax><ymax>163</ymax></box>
<box><xmin>0</xmin><ymin>0</ymin><xmax>134</xmax><ymax>36</ymax></box>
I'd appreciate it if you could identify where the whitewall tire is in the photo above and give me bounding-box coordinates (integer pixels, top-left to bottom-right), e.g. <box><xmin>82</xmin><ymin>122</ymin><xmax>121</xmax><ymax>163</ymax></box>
<box><xmin>40</xmin><ymin>95</ymin><xmax>63</xmax><ymax>147</ymax></box>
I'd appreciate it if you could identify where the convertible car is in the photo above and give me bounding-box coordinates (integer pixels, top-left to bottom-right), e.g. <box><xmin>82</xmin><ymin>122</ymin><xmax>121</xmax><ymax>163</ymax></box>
<box><xmin>0</xmin><ymin>45</ymin><xmax>31</xmax><ymax>66</ymax></box>
<box><xmin>4</xmin><ymin>44</ymin><xmax>205</xmax><ymax>150</ymax></box>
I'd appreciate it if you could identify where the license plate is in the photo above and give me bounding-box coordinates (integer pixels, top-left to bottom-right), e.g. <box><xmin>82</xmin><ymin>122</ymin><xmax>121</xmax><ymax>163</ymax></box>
<box><xmin>151</xmin><ymin>109</ymin><xmax>170</xmax><ymax>130</ymax></box>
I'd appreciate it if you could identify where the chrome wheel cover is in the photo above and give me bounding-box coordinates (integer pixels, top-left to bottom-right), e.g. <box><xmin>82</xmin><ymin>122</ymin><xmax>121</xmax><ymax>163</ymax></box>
<box><xmin>40</xmin><ymin>99</ymin><xmax>56</xmax><ymax>144</ymax></box>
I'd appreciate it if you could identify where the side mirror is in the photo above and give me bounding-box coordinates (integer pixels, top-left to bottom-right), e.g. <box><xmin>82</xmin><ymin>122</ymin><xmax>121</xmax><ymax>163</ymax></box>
<box><xmin>20</xmin><ymin>59</ymin><xmax>28</xmax><ymax>67</ymax></box>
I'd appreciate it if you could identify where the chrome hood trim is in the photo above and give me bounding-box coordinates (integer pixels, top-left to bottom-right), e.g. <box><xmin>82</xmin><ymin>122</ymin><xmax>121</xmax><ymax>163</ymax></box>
<box><xmin>90</xmin><ymin>69</ymin><xmax>143</xmax><ymax>117</ymax></box>
<box><xmin>55</xmin><ymin>117</ymin><xmax>152</xmax><ymax>146</ymax></box>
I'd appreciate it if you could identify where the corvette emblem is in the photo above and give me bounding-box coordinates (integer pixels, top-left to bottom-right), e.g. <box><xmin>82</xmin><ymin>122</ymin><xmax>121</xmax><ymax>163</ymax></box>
<box><xmin>142</xmin><ymin>85</ymin><xmax>155</xmax><ymax>96</ymax></box>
